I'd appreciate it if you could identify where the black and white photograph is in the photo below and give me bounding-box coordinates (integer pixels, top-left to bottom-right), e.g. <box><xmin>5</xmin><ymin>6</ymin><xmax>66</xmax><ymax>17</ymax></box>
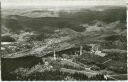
<box><xmin>1</xmin><ymin>0</ymin><xmax>127</xmax><ymax>81</ymax></box>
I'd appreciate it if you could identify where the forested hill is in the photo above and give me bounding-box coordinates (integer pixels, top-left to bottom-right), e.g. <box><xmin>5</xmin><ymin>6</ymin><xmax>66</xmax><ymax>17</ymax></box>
<box><xmin>2</xmin><ymin>6</ymin><xmax>126</xmax><ymax>33</ymax></box>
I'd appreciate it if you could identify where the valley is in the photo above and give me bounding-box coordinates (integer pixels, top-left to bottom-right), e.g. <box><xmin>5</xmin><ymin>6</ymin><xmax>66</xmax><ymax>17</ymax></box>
<box><xmin>1</xmin><ymin>6</ymin><xmax>127</xmax><ymax>81</ymax></box>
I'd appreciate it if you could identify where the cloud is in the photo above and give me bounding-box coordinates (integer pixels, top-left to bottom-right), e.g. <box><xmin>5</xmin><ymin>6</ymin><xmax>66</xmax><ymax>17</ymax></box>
<box><xmin>1</xmin><ymin>0</ymin><xmax>126</xmax><ymax>8</ymax></box>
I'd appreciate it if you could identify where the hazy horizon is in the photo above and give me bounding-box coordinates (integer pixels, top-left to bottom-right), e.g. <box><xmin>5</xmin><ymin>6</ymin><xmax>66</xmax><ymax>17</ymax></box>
<box><xmin>1</xmin><ymin>0</ymin><xmax>126</xmax><ymax>9</ymax></box>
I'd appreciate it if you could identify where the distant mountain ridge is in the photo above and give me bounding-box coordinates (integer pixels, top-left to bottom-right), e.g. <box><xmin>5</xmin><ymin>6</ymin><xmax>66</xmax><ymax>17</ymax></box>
<box><xmin>2</xmin><ymin>6</ymin><xmax>126</xmax><ymax>34</ymax></box>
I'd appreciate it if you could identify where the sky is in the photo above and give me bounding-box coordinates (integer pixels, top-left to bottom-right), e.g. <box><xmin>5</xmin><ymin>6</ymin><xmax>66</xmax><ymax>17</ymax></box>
<box><xmin>1</xmin><ymin>0</ymin><xmax>126</xmax><ymax>8</ymax></box>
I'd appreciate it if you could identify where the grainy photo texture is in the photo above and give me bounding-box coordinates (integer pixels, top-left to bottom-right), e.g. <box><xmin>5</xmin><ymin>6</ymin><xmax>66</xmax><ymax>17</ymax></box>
<box><xmin>1</xmin><ymin>0</ymin><xmax>127</xmax><ymax>81</ymax></box>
